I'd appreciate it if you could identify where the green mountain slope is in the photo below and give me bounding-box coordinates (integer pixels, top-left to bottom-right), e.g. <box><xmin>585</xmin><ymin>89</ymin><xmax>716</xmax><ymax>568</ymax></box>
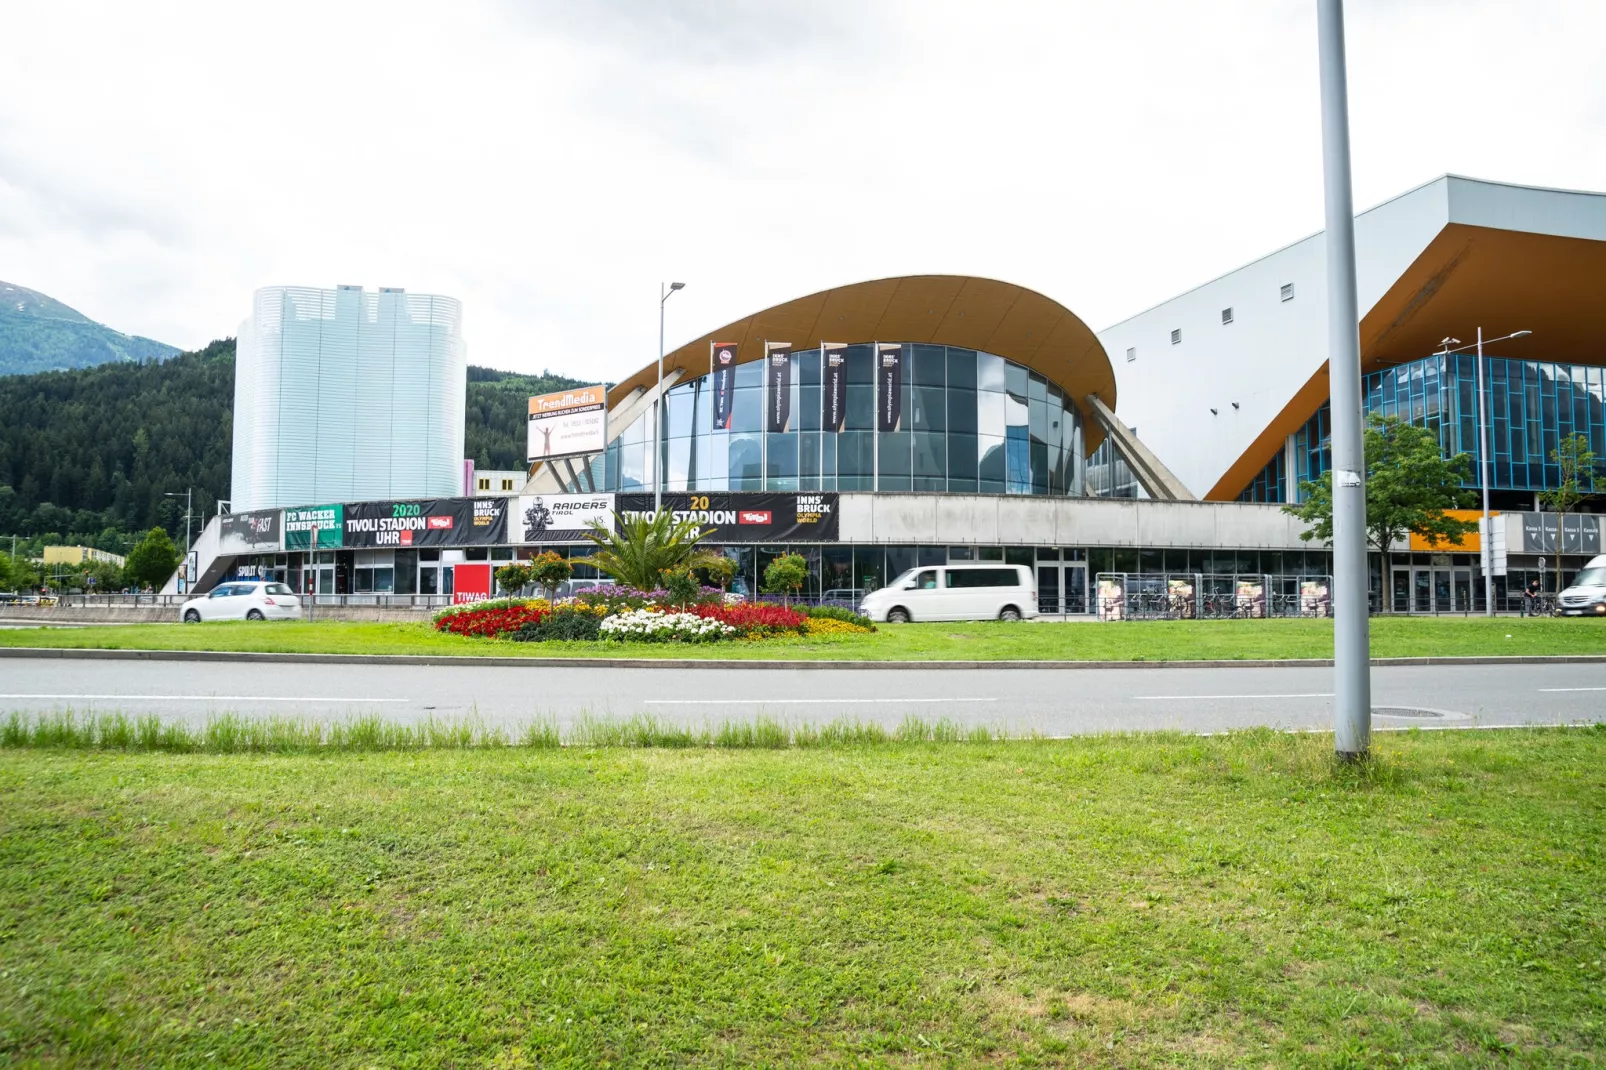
<box><xmin>0</xmin><ymin>280</ymin><xmax>180</xmax><ymax>376</ymax></box>
<box><xmin>0</xmin><ymin>340</ymin><xmax>585</xmax><ymax>549</ymax></box>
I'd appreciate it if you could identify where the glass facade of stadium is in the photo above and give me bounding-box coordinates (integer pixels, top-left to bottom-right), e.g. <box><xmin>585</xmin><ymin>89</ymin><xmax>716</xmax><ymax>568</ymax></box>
<box><xmin>593</xmin><ymin>345</ymin><xmax>1097</xmax><ymax>497</ymax></box>
<box><xmin>1238</xmin><ymin>351</ymin><xmax>1606</xmax><ymax>505</ymax></box>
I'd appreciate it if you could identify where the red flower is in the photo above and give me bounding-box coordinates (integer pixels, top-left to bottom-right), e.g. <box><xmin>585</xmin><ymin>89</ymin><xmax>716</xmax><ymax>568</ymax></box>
<box><xmin>686</xmin><ymin>602</ymin><xmax>807</xmax><ymax>635</ymax></box>
<box><xmin>434</xmin><ymin>604</ymin><xmax>548</xmax><ymax>638</ymax></box>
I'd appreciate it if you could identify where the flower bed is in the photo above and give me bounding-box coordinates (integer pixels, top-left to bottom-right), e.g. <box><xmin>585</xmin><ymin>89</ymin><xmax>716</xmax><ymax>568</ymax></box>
<box><xmin>599</xmin><ymin>609</ymin><xmax>735</xmax><ymax>643</ymax></box>
<box><xmin>433</xmin><ymin>599</ymin><xmax>551</xmax><ymax>638</ymax></box>
<box><xmin>804</xmin><ymin>616</ymin><xmax>873</xmax><ymax>636</ymax></box>
<box><xmin>686</xmin><ymin>602</ymin><xmax>808</xmax><ymax>638</ymax></box>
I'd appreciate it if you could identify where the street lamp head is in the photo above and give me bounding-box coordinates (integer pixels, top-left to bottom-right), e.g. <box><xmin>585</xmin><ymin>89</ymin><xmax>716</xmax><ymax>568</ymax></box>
<box><xmin>1510</xmin><ymin>329</ymin><xmax>1532</xmax><ymax>338</ymax></box>
<box><xmin>669</xmin><ymin>281</ymin><xmax>685</xmax><ymax>292</ymax></box>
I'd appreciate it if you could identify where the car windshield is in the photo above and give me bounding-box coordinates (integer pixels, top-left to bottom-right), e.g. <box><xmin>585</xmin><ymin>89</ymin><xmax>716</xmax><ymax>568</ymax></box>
<box><xmin>1571</xmin><ymin>567</ymin><xmax>1606</xmax><ymax>587</ymax></box>
<box><xmin>266</xmin><ymin>583</ymin><xmax>294</xmax><ymax>595</ymax></box>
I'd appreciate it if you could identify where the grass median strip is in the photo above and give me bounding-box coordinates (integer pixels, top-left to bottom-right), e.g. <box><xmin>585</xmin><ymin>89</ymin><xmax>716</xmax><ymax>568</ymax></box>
<box><xmin>1</xmin><ymin>728</ymin><xmax>1602</xmax><ymax>1065</ymax></box>
<box><xmin>2</xmin><ymin>615</ymin><xmax>1603</xmax><ymax>661</ymax></box>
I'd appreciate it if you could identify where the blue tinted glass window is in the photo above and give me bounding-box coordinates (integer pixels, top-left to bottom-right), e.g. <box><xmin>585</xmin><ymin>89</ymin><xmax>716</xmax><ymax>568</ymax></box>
<box><xmin>947</xmin><ymin>347</ymin><xmax>977</xmax><ymax>390</ymax></box>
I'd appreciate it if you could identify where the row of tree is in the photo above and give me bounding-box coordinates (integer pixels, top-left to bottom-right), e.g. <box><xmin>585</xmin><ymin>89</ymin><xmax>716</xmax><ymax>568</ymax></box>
<box><xmin>0</xmin><ymin>527</ymin><xmax>179</xmax><ymax>594</ymax></box>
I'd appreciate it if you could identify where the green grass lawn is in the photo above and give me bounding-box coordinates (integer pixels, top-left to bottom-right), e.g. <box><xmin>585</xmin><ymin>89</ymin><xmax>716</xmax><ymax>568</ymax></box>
<box><xmin>1</xmin><ymin>729</ymin><xmax>1602</xmax><ymax>1066</ymax></box>
<box><xmin>1</xmin><ymin>614</ymin><xmax>1604</xmax><ymax>661</ymax></box>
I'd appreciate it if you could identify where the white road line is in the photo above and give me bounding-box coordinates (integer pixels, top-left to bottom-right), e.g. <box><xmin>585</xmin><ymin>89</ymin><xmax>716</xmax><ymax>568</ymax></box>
<box><xmin>0</xmin><ymin>694</ymin><xmax>407</xmax><ymax>703</ymax></box>
<box><xmin>1538</xmin><ymin>687</ymin><xmax>1606</xmax><ymax>692</ymax></box>
<box><xmin>644</xmin><ymin>697</ymin><xmax>1000</xmax><ymax>706</ymax></box>
<box><xmin>1132</xmin><ymin>693</ymin><xmax>1333</xmax><ymax>701</ymax></box>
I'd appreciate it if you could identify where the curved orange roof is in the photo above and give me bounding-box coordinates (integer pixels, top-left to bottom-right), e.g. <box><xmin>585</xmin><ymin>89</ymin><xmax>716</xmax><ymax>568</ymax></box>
<box><xmin>609</xmin><ymin>275</ymin><xmax>1117</xmax><ymax>454</ymax></box>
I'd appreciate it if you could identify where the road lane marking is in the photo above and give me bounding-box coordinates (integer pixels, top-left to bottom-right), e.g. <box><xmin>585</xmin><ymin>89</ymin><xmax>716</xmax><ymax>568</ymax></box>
<box><xmin>1538</xmin><ymin>687</ymin><xmax>1606</xmax><ymax>692</ymax></box>
<box><xmin>1133</xmin><ymin>693</ymin><xmax>1333</xmax><ymax>701</ymax></box>
<box><xmin>645</xmin><ymin>697</ymin><xmax>1000</xmax><ymax>706</ymax></box>
<box><xmin>0</xmin><ymin>694</ymin><xmax>407</xmax><ymax>703</ymax></box>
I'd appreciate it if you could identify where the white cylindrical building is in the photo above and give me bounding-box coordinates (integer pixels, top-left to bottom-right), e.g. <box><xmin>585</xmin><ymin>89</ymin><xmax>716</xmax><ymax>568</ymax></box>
<box><xmin>231</xmin><ymin>285</ymin><xmax>466</xmax><ymax>510</ymax></box>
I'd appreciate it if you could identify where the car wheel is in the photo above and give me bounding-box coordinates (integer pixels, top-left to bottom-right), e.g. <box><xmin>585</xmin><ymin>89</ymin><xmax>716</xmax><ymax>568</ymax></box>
<box><xmin>183</xmin><ymin>609</ymin><xmax>201</xmax><ymax>623</ymax></box>
<box><xmin>246</xmin><ymin>609</ymin><xmax>265</xmax><ymax>621</ymax></box>
<box><xmin>886</xmin><ymin>607</ymin><xmax>911</xmax><ymax>624</ymax></box>
<box><xmin>998</xmin><ymin>605</ymin><xmax>1023</xmax><ymax>622</ymax></box>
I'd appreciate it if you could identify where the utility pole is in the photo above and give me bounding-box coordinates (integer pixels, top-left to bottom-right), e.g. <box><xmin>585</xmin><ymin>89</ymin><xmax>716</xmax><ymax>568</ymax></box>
<box><xmin>1316</xmin><ymin>0</ymin><xmax>1371</xmax><ymax>759</ymax></box>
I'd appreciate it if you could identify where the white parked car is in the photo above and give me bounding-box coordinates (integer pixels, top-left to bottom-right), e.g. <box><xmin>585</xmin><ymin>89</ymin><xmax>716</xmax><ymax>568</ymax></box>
<box><xmin>180</xmin><ymin>581</ymin><xmax>303</xmax><ymax>623</ymax></box>
<box><xmin>859</xmin><ymin>564</ymin><xmax>1038</xmax><ymax>623</ymax></box>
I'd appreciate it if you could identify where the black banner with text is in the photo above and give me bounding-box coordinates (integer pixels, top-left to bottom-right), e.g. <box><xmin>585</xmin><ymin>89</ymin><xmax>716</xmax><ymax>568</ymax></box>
<box><xmin>343</xmin><ymin>498</ymin><xmax>507</xmax><ymax>548</ymax></box>
<box><xmin>823</xmin><ymin>344</ymin><xmax>848</xmax><ymax>432</ymax></box>
<box><xmin>766</xmin><ymin>344</ymin><xmax>792</xmax><ymax>433</ymax></box>
<box><xmin>877</xmin><ymin>343</ymin><xmax>902</xmax><ymax>432</ymax></box>
<box><xmin>710</xmin><ymin>341</ymin><xmax>738</xmax><ymax>430</ymax></box>
<box><xmin>616</xmin><ymin>492</ymin><xmax>838</xmax><ymax>543</ymax></box>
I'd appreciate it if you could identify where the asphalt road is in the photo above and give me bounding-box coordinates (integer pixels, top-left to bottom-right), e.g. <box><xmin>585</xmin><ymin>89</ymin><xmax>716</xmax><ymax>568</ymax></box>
<box><xmin>1</xmin><ymin>656</ymin><xmax>1601</xmax><ymax>736</ymax></box>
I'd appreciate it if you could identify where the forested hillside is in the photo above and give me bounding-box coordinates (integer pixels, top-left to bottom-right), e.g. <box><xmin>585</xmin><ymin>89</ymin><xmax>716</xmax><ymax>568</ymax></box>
<box><xmin>0</xmin><ymin>280</ymin><xmax>179</xmax><ymax>375</ymax></box>
<box><xmin>0</xmin><ymin>341</ymin><xmax>586</xmax><ymax>550</ymax></box>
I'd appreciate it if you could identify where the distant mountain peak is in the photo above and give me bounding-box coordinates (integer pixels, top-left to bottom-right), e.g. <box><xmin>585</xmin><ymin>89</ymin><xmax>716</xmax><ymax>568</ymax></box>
<box><xmin>0</xmin><ymin>280</ymin><xmax>179</xmax><ymax>376</ymax></box>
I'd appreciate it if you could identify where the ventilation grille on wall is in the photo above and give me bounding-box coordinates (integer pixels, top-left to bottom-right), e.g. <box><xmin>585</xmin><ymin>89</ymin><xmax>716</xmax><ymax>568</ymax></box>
<box><xmin>1126</xmin><ymin>346</ymin><xmax>1136</xmax><ymax>362</ymax></box>
<box><xmin>1280</xmin><ymin>283</ymin><xmax>1295</xmax><ymax>302</ymax></box>
<box><xmin>1170</xmin><ymin>329</ymin><xmax>1182</xmax><ymax>345</ymax></box>
<box><xmin>1221</xmin><ymin>307</ymin><xmax>1233</xmax><ymax>325</ymax></box>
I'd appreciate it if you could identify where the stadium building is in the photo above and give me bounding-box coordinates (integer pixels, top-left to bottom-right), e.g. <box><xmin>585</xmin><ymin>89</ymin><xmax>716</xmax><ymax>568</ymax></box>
<box><xmin>192</xmin><ymin>176</ymin><xmax>1605</xmax><ymax>614</ymax></box>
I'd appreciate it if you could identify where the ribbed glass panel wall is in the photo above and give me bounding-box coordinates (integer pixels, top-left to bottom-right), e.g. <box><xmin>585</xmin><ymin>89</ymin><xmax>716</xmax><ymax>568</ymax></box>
<box><xmin>596</xmin><ymin>346</ymin><xmax>1088</xmax><ymax>496</ymax></box>
<box><xmin>230</xmin><ymin>285</ymin><xmax>466</xmax><ymax>510</ymax></box>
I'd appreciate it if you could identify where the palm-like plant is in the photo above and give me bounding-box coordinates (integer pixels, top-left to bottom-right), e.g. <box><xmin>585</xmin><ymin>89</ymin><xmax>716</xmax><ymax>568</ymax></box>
<box><xmin>582</xmin><ymin>511</ymin><xmax>722</xmax><ymax>591</ymax></box>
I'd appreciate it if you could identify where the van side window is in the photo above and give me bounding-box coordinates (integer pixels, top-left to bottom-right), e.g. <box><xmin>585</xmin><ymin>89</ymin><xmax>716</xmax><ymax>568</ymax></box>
<box><xmin>946</xmin><ymin>568</ymin><xmax>1020</xmax><ymax>588</ymax></box>
<box><xmin>913</xmin><ymin>570</ymin><xmax>939</xmax><ymax>590</ymax></box>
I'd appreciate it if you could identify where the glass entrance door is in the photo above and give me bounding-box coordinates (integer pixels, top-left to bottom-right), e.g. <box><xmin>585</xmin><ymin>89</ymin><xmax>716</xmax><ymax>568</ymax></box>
<box><xmin>1037</xmin><ymin>566</ymin><xmax>1060</xmax><ymax>614</ymax></box>
<box><xmin>1396</xmin><ymin>567</ymin><xmax>1463</xmax><ymax>613</ymax></box>
<box><xmin>1065</xmin><ymin>563</ymin><xmax>1087</xmax><ymax>614</ymax></box>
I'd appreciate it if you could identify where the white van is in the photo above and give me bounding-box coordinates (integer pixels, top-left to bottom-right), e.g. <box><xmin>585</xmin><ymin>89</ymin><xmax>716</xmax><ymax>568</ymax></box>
<box><xmin>1557</xmin><ymin>554</ymin><xmax>1606</xmax><ymax>616</ymax></box>
<box><xmin>859</xmin><ymin>564</ymin><xmax>1037</xmax><ymax>623</ymax></box>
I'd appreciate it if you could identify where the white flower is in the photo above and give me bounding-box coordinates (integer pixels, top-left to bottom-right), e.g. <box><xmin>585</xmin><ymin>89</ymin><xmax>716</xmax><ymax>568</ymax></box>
<box><xmin>599</xmin><ymin>609</ymin><xmax>735</xmax><ymax>643</ymax></box>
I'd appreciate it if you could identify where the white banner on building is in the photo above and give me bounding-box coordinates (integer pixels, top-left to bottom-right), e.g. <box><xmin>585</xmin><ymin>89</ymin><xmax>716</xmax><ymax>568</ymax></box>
<box><xmin>527</xmin><ymin>385</ymin><xmax>607</xmax><ymax>460</ymax></box>
<box><xmin>514</xmin><ymin>493</ymin><xmax>615</xmax><ymax>543</ymax></box>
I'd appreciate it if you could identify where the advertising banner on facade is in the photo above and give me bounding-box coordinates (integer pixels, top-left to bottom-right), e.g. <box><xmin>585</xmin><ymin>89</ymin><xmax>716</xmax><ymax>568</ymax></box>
<box><xmin>766</xmin><ymin>343</ymin><xmax>792</xmax><ymax>433</ymax></box>
<box><xmin>451</xmin><ymin>563</ymin><xmax>494</xmax><ymax>605</ymax></box>
<box><xmin>710</xmin><ymin>341</ymin><xmax>738</xmax><ymax>430</ymax></box>
<box><xmin>343</xmin><ymin>498</ymin><xmax>507</xmax><ymax>548</ymax></box>
<box><xmin>1235</xmin><ymin>578</ymin><xmax>1266</xmax><ymax>618</ymax></box>
<box><xmin>218</xmin><ymin>509</ymin><xmax>284</xmax><ymax>554</ymax></box>
<box><xmin>528</xmin><ymin>385</ymin><xmax>607</xmax><ymax>461</ymax></box>
<box><xmin>877</xmin><ymin>343</ymin><xmax>903</xmax><ymax>432</ymax></box>
<box><xmin>823</xmin><ymin>343</ymin><xmax>848</xmax><ymax>433</ymax></box>
<box><xmin>515</xmin><ymin>493</ymin><xmax>615</xmax><ymax>543</ymax></box>
<box><xmin>284</xmin><ymin>504</ymin><xmax>344</xmax><ymax>550</ymax></box>
<box><xmin>1299</xmin><ymin>580</ymin><xmax>1332</xmax><ymax>617</ymax></box>
<box><xmin>616</xmin><ymin>492</ymin><xmax>838</xmax><ymax>543</ymax></box>
<box><xmin>1517</xmin><ymin>511</ymin><xmax>1602</xmax><ymax>555</ymax></box>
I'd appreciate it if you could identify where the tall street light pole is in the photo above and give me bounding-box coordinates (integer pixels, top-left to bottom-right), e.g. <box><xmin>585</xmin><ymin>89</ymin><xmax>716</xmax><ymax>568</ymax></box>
<box><xmin>656</xmin><ymin>281</ymin><xmax>686</xmax><ymax>513</ymax></box>
<box><xmin>1437</xmin><ymin>328</ymin><xmax>1532</xmax><ymax>616</ymax></box>
<box><xmin>1316</xmin><ymin>0</ymin><xmax>1371</xmax><ymax>759</ymax></box>
<box><xmin>164</xmin><ymin>488</ymin><xmax>193</xmax><ymax>593</ymax></box>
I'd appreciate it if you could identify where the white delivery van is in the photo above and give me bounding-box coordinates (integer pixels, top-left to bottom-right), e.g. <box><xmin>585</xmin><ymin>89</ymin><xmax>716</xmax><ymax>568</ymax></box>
<box><xmin>1556</xmin><ymin>554</ymin><xmax>1606</xmax><ymax>617</ymax></box>
<box><xmin>859</xmin><ymin>564</ymin><xmax>1037</xmax><ymax>623</ymax></box>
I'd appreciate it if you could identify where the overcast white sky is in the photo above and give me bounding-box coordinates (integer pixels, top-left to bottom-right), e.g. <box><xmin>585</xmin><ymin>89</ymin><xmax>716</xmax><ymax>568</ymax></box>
<box><xmin>2</xmin><ymin>1</ymin><xmax>1603</xmax><ymax>381</ymax></box>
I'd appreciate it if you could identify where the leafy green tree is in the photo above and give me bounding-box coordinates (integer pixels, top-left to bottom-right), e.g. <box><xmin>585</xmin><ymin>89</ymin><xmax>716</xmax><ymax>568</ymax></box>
<box><xmin>762</xmin><ymin>553</ymin><xmax>810</xmax><ymax>604</ymax></box>
<box><xmin>583</xmin><ymin>511</ymin><xmax>720</xmax><ymax>591</ymax></box>
<box><xmin>495</xmin><ymin>563</ymin><xmax>531</xmax><ymax>596</ymax></box>
<box><xmin>527</xmin><ymin>551</ymin><xmax>574</xmax><ymax>598</ymax></box>
<box><xmin>1538</xmin><ymin>432</ymin><xmax>1599</xmax><ymax>595</ymax></box>
<box><xmin>700</xmin><ymin>555</ymin><xmax>737</xmax><ymax>594</ymax></box>
<box><xmin>657</xmin><ymin>565</ymin><xmax>703</xmax><ymax>607</ymax></box>
<box><xmin>124</xmin><ymin>527</ymin><xmax>179</xmax><ymax>591</ymax></box>
<box><xmin>1284</xmin><ymin>414</ymin><xmax>1477</xmax><ymax>608</ymax></box>
<box><xmin>0</xmin><ymin>549</ymin><xmax>40</xmax><ymax>592</ymax></box>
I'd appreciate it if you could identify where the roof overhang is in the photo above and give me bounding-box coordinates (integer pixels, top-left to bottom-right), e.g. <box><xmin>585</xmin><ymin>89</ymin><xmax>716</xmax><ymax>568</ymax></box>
<box><xmin>1207</xmin><ymin>223</ymin><xmax>1606</xmax><ymax>499</ymax></box>
<box><xmin>608</xmin><ymin>274</ymin><xmax>1118</xmax><ymax>454</ymax></box>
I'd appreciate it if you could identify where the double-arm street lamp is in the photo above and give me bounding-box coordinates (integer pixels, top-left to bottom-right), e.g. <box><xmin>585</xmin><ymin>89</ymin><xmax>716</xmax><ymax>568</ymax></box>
<box><xmin>1434</xmin><ymin>328</ymin><xmax>1533</xmax><ymax>616</ymax></box>
<box><xmin>656</xmin><ymin>281</ymin><xmax>686</xmax><ymax>512</ymax></box>
<box><xmin>164</xmin><ymin>488</ymin><xmax>194</xmax><ymax>590</ymax></box>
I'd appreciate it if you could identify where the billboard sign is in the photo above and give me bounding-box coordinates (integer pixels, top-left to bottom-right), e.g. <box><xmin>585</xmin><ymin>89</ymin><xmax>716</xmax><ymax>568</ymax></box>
<box><xmin>514</xmin><ymin>493</ymin><xmax>615</xmax><ymax>543</ymax></box>
<box><xmin>285</xmin><ymin>504</ymin><xmax>344</xmax><ymax>550</ymax></box>
<box><xmin>528</xmin><ymin>385</ymin><xmax>607</xmax><ymax>461</ymax></box>
<box><xmin>344</xmin><ymin>498</ymin><xmax>508</xmax><ymax>548</ymax></box>
<box><xmin>451</xmin><ymin>563</ymin><xmax>494</xmax><ymax>605</ymax></box>
<box><xmin>710</xmin><ymin>341</ymin><xmax>738</xmax><ymax>430</ymax></box>
<box><xmin>616</xmin><ymin>492</ymin><xmax>839</xmax><ymax>543</ymax></box>
<box><xmin>219</xmin><ymin>509</ymin><xmax>284</xmax><ymax>554</ymax></box>
<box><xmin>1518</xmin><ymin>511</ymin><xmax>1601</xmax><ymax>555</ymax></box>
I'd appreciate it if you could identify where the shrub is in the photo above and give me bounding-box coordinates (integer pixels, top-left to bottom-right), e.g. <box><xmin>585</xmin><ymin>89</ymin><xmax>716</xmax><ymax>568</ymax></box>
<box><xmin>495</xmin><ymin>563</ymin><xmax>531</xmax><ymax>595</ymax></box>
<box><xmin>528</xmin><ymin>551</ymin><xmax>573</xmax><ymax>595</ymax></box>
<box><xmin>658</xmin><ymin>566</ymin><xmax>704</xmax><ymax>607</ymax></box>
<box><xmin>762</xmin><ymin>553</ymin><xmax>809</xmax><ymax>603</ymax></box>
<box><xmin>599</xmin><ymin>609</ymin><xmax>734</xmax><ymax>643</ymax></box>
<box><xmin>512</xmin><ymin>603</ymin><xmax>607</xmax><ymax>642</ymax></box>
<box><xmin>805</xmin><ymin>604</ymin><xmax>874</xmax><ymax>629</ymax></box>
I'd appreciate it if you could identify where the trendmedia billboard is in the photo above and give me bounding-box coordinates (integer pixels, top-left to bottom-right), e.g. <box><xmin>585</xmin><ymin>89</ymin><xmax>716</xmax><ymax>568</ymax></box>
<box><xmin>218</xmin><ymin>509</ymin><xmax>284</xmax><ymax>554</ymax></box>
<box><xmin>616</xmin><ymin>492</ymin><xmax>838</xmax><ymax>543</ymax></box>
<box><xmin>528</xmin><ymin>385</ymin><xmax>607</xmax><ymax>461</ymax></box>
<box><xmin>343</xmin><ymin>498</ymin><xmax>507</xmax><ymax>548</ymax></box>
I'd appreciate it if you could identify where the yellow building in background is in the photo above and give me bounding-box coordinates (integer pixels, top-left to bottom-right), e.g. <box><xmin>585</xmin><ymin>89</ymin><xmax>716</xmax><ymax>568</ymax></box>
<box><xmin>41</xmin><ymin>545</ymin><xmax>126</xmax><ymax>568</ymax></box>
